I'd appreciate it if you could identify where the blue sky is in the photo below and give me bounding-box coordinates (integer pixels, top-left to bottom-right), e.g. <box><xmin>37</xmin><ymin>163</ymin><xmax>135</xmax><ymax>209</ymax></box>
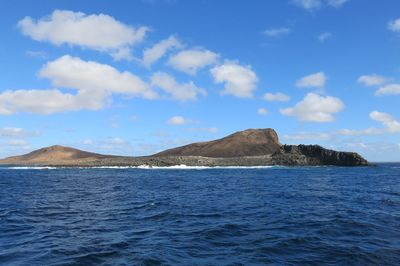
<box><xmin>1</xmin><ymin>0</ymin><xmax>400</xmax><ymax>161</ymax></box>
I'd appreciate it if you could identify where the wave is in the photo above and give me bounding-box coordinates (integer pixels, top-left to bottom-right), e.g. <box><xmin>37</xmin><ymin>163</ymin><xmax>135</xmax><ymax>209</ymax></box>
<box><xmin>0</xmin><ymin>164</ymin><xmax>276</xmax><ymax>170</ymax></box>
<box><xmin>3</xmin><ymin>166</ymin><xmax>59</xmax><ymax>170</ymax></box>
<box><xmin>136</xmin><ymin>165</ymin><xmax>275</xmax><ymax>170</ymax></box>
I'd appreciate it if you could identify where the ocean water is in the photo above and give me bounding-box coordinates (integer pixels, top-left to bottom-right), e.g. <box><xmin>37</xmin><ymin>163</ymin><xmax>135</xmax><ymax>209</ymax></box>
<box><xmin>0</xmin><ymin>164</ymin><xmax>399</xmax><ymax>265</ymax></box>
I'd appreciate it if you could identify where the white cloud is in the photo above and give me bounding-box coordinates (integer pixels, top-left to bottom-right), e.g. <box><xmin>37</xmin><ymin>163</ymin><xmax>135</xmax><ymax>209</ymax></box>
<box><xmin>336</xmin><ymin>128</ymin><xmax>382</xmax><ymax>136</ymax></box>
<box><xmin>97</xmin><ymin>137</ymin><xmax>134</xmax><ymax>154</ymax></box>
<box><xmin>262</xmin><ymin>92</ymin><xmax>290</xmax><ymax>102</ymax></box>
<box><xmin>7</xmin><ymin>139</ymin><xmax>29</xmax><ymax>146</ymax></box>
<box><xmin>0</xmin><ymin>55</ymin><xmax>158</xmax><ymax>115</ymax></box>
<box><xmin>293</xmin><ymin>0</ymin><xmax>348</xmax><ymax>11</ymax></box>
<box><xmin>283</xmin><ymin>132</ymin><xmax>332</xmax><ymax>141</ymax></box>
<box><xmin>257</xmin><ymin>108</ymin><xmax>269</xmax><ymax>116</ymax></box>
<box><xmin>26</xmin><ymin>50</ymin><xmax>48</xmax><ymax>59</ymax></box>
<box><xmin>280</xmin><ymin>93</ymin><xmax>344</xmax><ymax>122</ymax></box>
<box><xmin>318</xmin><ymin>32</ymin><xmax>332</xmax><ymax>43</ymax></box>
<box><xmin>0</xmin><ymin>89</ymin><xmax>105</xmax><ymax>115</ymax></box>
<box><xmin>388</xmin><ymin>18</ymin><xmax>400</xmax><ymax>32</ymax></box>
<box><xmin>83</xmin><ymin>139</ymin><xmax>93</xmax><ymax>145</ymax></box>
<box><xmin>167</xmin><ymin>116</ymin><xmax>192</xmax><ymax>125</ymax></box>
<box><xmin>292</xmin><ymin>0</ymin><xmax>322</xmax><ymax>11</ymax></box>
<box><xmin>151</xmin><ymin>72</ymin><xmax>206</xmax><ymax>101</ymax></box>
<box><xmin>338</xmin><ymin>111</ymin><xmax>400</xmax><ymax>135</ymax></box>
<box><xmin>110</xmin><ymin>47</ymin><xmax>133</xmax><ymax>61</ymax></box>
<box><xmin>210</xmin><ymin>61</ymin><xmax>258</xmax><ymax>98</ymax></box>
<box><xmin>264</xmin><ymin>27</ymin><xmax>291</xmax><ymax>37</ymax></box>
<box><xmin>142</xmin><ymin>35</ymin><xmax>182</xmax><ymax>67</ymax></box>
<box><xmin>326</xmin><ymin>0</ymin><xmax>349</xmax><ymax>8</ymax></box>
<box><xmin>296</xmin><ymin>72</ymin><xmax>327</xmax><ymax>89</ymax></box>
<box><xmin>128</xmin><ymin>115</ymin><xmax>138</xmax><ymax>122</ymax></box>
<box><xmin>0</xmin><ymin>127</ymin><xmax>24</xmax><ymax>137</ymax></box>
<box><xmin>40</xmin><ymin>55</ymin><xmax>155</xmax><ymax>98</ymax></box>
<box><xmin>108</xmin><ymin>137</ymin><xmax>126</xmax><ymax>145</ymax></box>
<box><xmin>280</xmin><ymin>111</ymin><xmax>400</xmax><ymax>161</ymax></box>
<box><xmin>80</xmin><ymin>137</ymin><xmax>135</xmax><ymax>155</ymax></box>
<box><xmin>186</xmin><ymin>127</ymin><xmax>218</xmax><ymax>134</ymax></box>
<box><xmin>18</xmin><ymin>10</ymin><xmax>148</xmax><ymax>60</ymax></box>
<box><xmin>370</xmin><ymin>110</ymin><xmax>400</xmax><ymax>133</ymax></box>
<box><xmin>358</xmin><ymin>74</ymin><xmax>389</xmax><ymax>87</ymax></box>
<box><xmin>168</xmin><ymin>49</ymin><xmax>219</xmax><ymax>75</ymax></box>
<box><xmin>375</xmin><ymin>84</ymin><xmax>400</xmax><ymax>96</ymax></box>
<box><xmin>292</xmin><ymin>0</ymin><xmax>349</xmax><ymax>12</ymax></box>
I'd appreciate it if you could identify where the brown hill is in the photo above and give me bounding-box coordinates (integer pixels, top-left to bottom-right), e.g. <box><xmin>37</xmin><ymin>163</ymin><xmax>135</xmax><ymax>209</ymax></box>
<box><xmin>154</xmin><ymin>128</ymin><xmax>282</xmax><ymax>158</ymax></box>
<box><xmin>0</xmin><ymin>145</ymin><xmax>109</xmax><ymax>164</ymax></box>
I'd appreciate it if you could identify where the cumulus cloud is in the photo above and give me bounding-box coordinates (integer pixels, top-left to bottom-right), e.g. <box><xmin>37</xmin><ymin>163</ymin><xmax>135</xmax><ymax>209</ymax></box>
<box><xmin>375</xmin><ymin>84</ymin><xmax>400</xmax><ymax>96</ymax></box>
<box><xmin>262</xmin><ymin>92</ymin><xmax>290</xmax><ymax>102</ymax></box>
<box><xmin>370</xmin><ymin>111</ymin><xmax>400</xmax><ymax>133</ymax></box>
<box><xmin>151</xmin><ymin>72</ymin><xmax>206</xmax><ymax>101</ymax></box>
<box><xmin>332</xmin><ymin>111</ymin><xmax>400</xmax><ymax>136</ymax></box>
<box><xmin>257</xmin><ymin>108</ymin><xmax>269</xmax><ymax>116</ymax></box>
<box><xmin>168</xmin><ymin>49</ymin><xmax>219</xmax><ymax>75</ymax></box>
<box><xmin>167</xmin><ymin>116</ymin><xmax>192</xmax><ymax>125</ymax></box>
<box><xmin>280</xmin><ymin>93</ymin><xmax>344</xmax><ymax>122</ymax></box>
<box><xmin>358</xmin><ymin>74</ymin><xmax>389</xmax><ymax>87</ymax></box>
<box><xmin>142</xmin><ymin>35</ymin><xmax>182</xmax><ymax>67</ymax></box>
<box><xmin>40</xmin><ymin>55</ymin><xmax>155</xmax><ymax>97</ymax></box>
<box><xmin>289</xmin><ymin>111</ymin><xmax>400</xmax><ymax>138</ymax></box>
<box><xmin>296</xmin><ymin>72</ymin><xmax>327</xmax><ymax>89</ymax></box>
<box><xmin>264</xmin><ymin>27</ymin><xmax>291</xmax><ymax>37</ymax></box>
<box><xmin>388</xmin><ymin>18</ymin><xmax>400</xmax><ymax>32</ymax></box>
<box><xmin>210</xmin><ymin>61</ymin><xmax>258</xmax><ymax>98</ymax></box>
<box><xmin>0</xmin><ymin>89</ymin><xmax>105</xmax><ymax>115</ymax></box>
<box><xmin>18</xmin><ymin>10</ymin><xmax>148</xmax><ymax>60</ymax></box>
<box><xmin>0</xmin><ymin>55</ymin><xmax>158</xmax><ymax>115</ymax></box>
<box><xmin>318</xmin><ymin>32</ymin><xmax>332</xmax><ymax>43</ymax></box>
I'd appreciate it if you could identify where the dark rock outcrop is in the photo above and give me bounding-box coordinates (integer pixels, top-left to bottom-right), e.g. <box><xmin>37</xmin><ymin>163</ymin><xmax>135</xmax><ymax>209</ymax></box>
<box><xmin>271</xmin><ymin>145</ymin><xmax>369</xmax><ymax>166</ymax></box>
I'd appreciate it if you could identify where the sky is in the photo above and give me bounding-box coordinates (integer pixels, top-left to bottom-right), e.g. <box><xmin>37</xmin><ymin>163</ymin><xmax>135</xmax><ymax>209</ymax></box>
<box><xmin>1</xmin><ymin>0</ymin><xmax>400</xmax><ymax>162</ymax></box>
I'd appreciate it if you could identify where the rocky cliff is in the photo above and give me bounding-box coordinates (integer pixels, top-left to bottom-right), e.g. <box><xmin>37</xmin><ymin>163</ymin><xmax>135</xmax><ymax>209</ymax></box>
<box><xmin>271</xmin><ymin>145</ymin><xmax>369</xmax><ymax>166</ymax></box>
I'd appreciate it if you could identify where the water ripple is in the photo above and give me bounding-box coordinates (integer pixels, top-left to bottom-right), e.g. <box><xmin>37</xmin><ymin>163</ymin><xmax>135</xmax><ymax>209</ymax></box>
<box><xmin>0</xmin><ymin>164</ymin><xmax>399</xmax><ymax>265</ymax></box>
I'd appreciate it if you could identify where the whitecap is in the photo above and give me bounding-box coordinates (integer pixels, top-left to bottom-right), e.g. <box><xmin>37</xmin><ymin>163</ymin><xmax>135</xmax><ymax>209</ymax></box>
<box><xmin>6</xmin><ymin>166</ymin><xmax>58</xmax><ymax>170</ymax></box>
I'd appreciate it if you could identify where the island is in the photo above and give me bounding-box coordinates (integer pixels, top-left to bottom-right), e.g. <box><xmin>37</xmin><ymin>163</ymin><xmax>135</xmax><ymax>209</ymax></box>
<box><xmin>0</xmin><ymin>128</ymin><xmax>369</xmax><ymax>167</ymax></box>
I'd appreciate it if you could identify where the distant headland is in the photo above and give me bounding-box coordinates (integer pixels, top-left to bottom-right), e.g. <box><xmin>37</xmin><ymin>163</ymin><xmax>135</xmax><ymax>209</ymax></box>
<box><xmin>0</xmin><ymin>128</ymin><xmax>369</xmax><ymax>167</ymax></box>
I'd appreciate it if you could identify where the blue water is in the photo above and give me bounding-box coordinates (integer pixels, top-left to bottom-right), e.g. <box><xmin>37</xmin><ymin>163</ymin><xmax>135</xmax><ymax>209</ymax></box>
<box><xmin>0</xmin><ymin>164</ymin><xmax>399</xmax><ymax>265</ymax></box>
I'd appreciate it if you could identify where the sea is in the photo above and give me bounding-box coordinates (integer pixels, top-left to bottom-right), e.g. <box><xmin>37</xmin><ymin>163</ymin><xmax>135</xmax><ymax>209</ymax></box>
<box><xmin>0</xmin><ymin>164</ymin><xmax>399</xmax><ymax>265</ymax></box>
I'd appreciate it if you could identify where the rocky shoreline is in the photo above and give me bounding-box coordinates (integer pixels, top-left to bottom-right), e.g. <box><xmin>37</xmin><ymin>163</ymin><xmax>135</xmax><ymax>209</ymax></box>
<box><xmin>0</xmin><ymin>129</ymin><xmax>370</xmax><ymax>167</ymax></box>
<box><xmin>1</xmin><ymin>145</ymin><xmax>370</xmax><ymax>167</ymax></box>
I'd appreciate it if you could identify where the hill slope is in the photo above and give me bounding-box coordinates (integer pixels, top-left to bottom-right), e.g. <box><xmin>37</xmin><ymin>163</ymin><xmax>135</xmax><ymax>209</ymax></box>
<box><xmin>0</xmin><ymin>145</ymin><xmax>110</xmax><ymax>164</ymax></box>
<box><xmin>154</xmin><ymin>128</ymin><xmax>282</xmax><ymax>158</ymax></box>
